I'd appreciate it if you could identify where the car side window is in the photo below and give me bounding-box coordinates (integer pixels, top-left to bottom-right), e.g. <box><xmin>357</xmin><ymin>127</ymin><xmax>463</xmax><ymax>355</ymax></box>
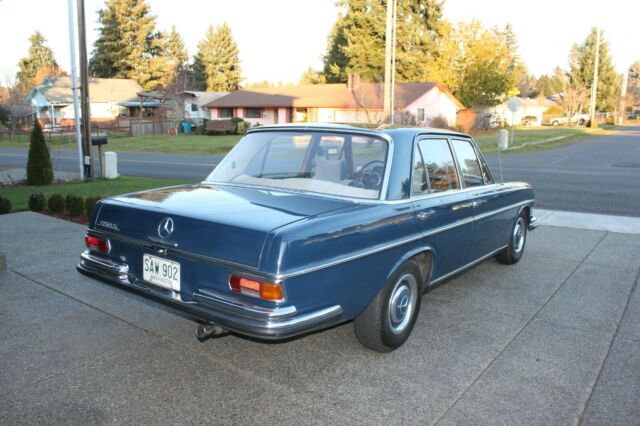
<box><xmin>411</xmin><ymin>143</ymin><xmax>429</xmax><ymax>196</ymax></box>
<box><xmin>417</xmin><ymin>138</ymin><xmax>460</xmax><ymax>192</ymax></box>
<box><xmin>451</xmin><ymin>139</ymin><xmax>484</xmax><ymax>187</ymax></box>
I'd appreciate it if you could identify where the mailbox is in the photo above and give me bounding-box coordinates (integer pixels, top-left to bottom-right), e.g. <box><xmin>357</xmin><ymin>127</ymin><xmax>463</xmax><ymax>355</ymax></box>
<box><xmin>91</xmin><ymin>137</ymin><xmax>108</xmax><ymax>146</ymax></box>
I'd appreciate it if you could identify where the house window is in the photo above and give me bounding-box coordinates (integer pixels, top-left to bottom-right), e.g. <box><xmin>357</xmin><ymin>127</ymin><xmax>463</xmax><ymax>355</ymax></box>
<box><xmin>191</xmin><ymin>103</ymin><xmax>198</xmax><ymax>112</ymax></box>
<box><xmin>218</xmin><ymin>108</ymin><xmax>233</xmax><ymax>118</ymax></box>
<box><xmin>417</xmin><ymin>108</ymin><xmax>425</xmax><ymax>122</ymax></box>
<box><xmin>245</xmin><ymin>108</ymin><xmax>262</xmax><ymax>119</ymax></box>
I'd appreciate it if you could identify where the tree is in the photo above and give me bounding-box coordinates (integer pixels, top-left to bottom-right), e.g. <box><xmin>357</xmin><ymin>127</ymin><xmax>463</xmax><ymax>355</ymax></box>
<box><xmin>161</xmin><ymin>26</ymin><xmax>190</xmax><ymax>93</ymax></box>
<box><xmin>538</xmin><ymin>70</ymin><xmax>564</xmax><ymax>96</ymax></box>
<box><xmin>553</xmin><ymin>68</ymin><xmax>588</xmax><ymax>125</ymax></box>
<box><xmin>425</xmin><ymin>21</ymin><xmax>525</xmax><ymax>106</ymax></box>
<box><xmin>193</xmin><ymin>23</ymin><xmax>241</xmax><ymax>92</ymax></box>
<box><xmin>89</xmin><ymin>0</ymin><xmax>168</xmax><ymax>89</ymax></box>
<box><xmin>26</xmin><ymin>120</ymin><xmax>53</xmax><ymax>186</ymax></box>
<box><xmin>626</xmin><ymin>61</ymin><xmax>640</xmax><ymax>110</ymax></box>
<box><xmin>518</xmin><ymin>74</ymin><xmax>539</xmax><ymax>98</ymax></box>
<box><xmin>300</xmin><ymin>67</ymin><xmax>326</xmax><ymax>85</ymax></box>
<box><xmin>569</xmin><ymin>28</ymin><xmax>620</xmax><ymax>111</ymax></box>
<box><xmin>16</xmin><ymin>32</ymin><xmax>62</xmax><ymax>91</ymax></box>
<box><xmin>322</xmin><ymin>0</ymin><xmax>444</xmax><ymax>83</ymax></box>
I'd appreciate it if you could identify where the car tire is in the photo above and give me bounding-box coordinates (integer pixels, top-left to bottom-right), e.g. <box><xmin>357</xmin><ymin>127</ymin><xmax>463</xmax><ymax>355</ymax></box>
<box><xmin>496</xmin><ymin>212</ymin><xmax>528</xmax><ymax>265</ymax></box>
<box><xmin>552</xmin><ymin>120</ymin><xmax>559</xmax><ymax>126</ymax></box>
<box><xmin>353</xmin><ymin>259</ymin><xmax>423</xmax><ymax>352</ymax></box>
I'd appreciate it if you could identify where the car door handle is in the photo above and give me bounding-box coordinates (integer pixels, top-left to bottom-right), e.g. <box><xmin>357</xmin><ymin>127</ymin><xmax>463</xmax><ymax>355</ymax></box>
<box><xmin>451</xmin><ymin>202</ymin><xmax>473</xmax><ymax>211</ymax></box>
<box><xmin>416</xmin><ymin>210</ymin><xmax>436</xmax><ymax>221</ymax></box>
<box><xmin>148</xmin><ymin>236</ymin><xmax>178</xmax><ymax>248</ymax></box>
<box><xmin>471</xmin><ymin>200</ymin><xmax>486</xmax><ymax>208</ymax></box>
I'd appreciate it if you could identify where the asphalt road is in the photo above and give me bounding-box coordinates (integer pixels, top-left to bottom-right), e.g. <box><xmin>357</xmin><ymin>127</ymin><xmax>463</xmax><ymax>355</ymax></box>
<box><xmin>1</xmin><ymin>125</ymin><xmax>639</xmax><ymax>215</ymax></box>
<box><xmin>2</xmin><ymin>212</ymin><xmax>640</xmax><ymax>424</ymax></box>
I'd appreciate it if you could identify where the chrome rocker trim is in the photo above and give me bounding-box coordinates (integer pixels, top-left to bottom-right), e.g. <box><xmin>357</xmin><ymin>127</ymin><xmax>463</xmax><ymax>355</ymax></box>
<box><xmin>77</xmin><ymin>250</ymin><xmax>343</xmax><ymax>340</ymax></box>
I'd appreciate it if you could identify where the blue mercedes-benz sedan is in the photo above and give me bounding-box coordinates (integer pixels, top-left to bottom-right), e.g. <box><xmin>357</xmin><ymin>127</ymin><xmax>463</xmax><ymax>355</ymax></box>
<box><xmin>78</xmin><ymin>124</ymin><xmax>537</xmax><ymax>352</ymax></box>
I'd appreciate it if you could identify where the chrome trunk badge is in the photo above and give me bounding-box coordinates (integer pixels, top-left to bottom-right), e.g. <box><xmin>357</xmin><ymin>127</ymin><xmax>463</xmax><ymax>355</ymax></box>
<box><xmin>158</xmin><ymin>217</ymin><xmax>174</xmax><ymax>239</ymax></box>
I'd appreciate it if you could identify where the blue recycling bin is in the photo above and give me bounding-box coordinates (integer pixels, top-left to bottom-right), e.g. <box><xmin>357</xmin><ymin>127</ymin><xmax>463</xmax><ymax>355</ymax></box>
<box><xmin>181</xmin><ymin>121</ymin><xmax>192</xmax><ymax>134</ymax></box>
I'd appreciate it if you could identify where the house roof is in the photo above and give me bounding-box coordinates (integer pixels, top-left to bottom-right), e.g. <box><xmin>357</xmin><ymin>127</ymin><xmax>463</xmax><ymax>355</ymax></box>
<box><xmin>180</xmin><ymin>91</ymin><xmax>228</xmax><ymax>105</ymax></box>
<box><xmin>204</xmin><ymin>82</ymin><xmax>464</xmax><ymax>110</ymax></box>
<box><xmin>26</xmin><ymin>76</ymin><xmax>144</xmax><ymax>105</ymax></box>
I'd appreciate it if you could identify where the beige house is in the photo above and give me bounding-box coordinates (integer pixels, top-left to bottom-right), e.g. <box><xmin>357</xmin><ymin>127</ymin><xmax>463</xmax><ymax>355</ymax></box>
<box><xmin>24</xmin><ymin>76</ymin><xmax>144</xmax><ymax>127</ymax></box>
<box><xmin>204</xmin><ymin>77</ymin><xmax>464</xmax><ymax>126</ymax></box>
<box><xmin>479</xmin><ymin>97</ymin><xmax>557</xmax><ymax>126</ymax></box>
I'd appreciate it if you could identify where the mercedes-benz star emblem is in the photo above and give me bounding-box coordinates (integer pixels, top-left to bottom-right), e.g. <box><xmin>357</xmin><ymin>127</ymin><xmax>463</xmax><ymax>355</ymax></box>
<box><xmin>157</xmin><ymin>217</ymin><xmax>174</xmax><ymax>239</ymax></box>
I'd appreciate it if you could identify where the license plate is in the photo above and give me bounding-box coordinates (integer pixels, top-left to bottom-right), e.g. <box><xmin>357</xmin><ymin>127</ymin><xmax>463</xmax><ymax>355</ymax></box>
<box><xmin>143</xmin><ymin>254</ymin><xmax>180</xmax><ymax>291</ymax></box>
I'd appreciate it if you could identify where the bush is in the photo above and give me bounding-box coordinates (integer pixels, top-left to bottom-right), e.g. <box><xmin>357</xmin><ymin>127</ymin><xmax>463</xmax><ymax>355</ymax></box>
<box><xmin>427</xmin><ymin>115</ymin><xmax>451</xmax><ymax>129</ymax></box>
<box><xmin>84</xmin><ymin>196</ymin><xmax>102</xmax><ymax>218</ymax></box>
<box><xmin>230</xmin><ymin>117</ymin><xmax>244</xmax><ymax>125</ymax></box>
<box><xmin>236</xmin><ymin>121</ymin><xmax>249</xmax><ymax>135</ymax></box>
<box><xmin>522</xmin><ymin>116</ymin><xmax>538</xmax><ymax>126</ymax></box>
<box><xmin>0</xmin><ymin>196</ymin><xmax>11</xmax><ymax>214</ymax></box>
<box><xmin>28</xmin><ymin>193</ymin><xmax>46</xmax><ymax>212</ymax></box>
<box><xmin>606</xmin><ymin>116</ymin><xmax>615</xmax><ymax>125</ymax></box>
<box><xmin>205</xmin><ymin>119</ymin><xmax>237</xmax><ymax>135</ymax></box>
<box><xmin>47</xmin><ymin>193</ymin><xmax>65</xmax><ymax>214</ymax></box>
<box><xmin>65</xmin><ymin>194</ymin><xmax>85</xmax><ymax>216</ymax></box>
<box><xmin>26</xmin><ymin>120</ymin><xmax>54</xmax><ymax>185</ymax></box>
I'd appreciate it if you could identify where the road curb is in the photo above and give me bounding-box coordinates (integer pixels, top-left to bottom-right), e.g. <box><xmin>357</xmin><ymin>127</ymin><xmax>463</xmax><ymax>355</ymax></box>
<box><xmin>536</xmin><ymin>209</ymin><xmax>640</xmax><ymax>235</ymax></box>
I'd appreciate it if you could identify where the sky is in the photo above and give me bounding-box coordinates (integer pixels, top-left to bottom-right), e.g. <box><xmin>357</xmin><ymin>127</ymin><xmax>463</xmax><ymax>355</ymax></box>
<box><xmin>0</xmin><ymin>0</ymin><xmax>638</xmax><ymax>86</ymax></box>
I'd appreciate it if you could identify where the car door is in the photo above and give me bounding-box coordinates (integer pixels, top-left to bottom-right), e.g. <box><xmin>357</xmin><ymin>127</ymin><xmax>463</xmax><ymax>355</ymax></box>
<box><xmin>449</xmin><ymin>138</ymin><xmax>511</xmax><ymax>260</ymax></box>
<box><xmin>411</xmin><ymin>137</ymin><xmax>474</xmax><ymax>281</ymax></box>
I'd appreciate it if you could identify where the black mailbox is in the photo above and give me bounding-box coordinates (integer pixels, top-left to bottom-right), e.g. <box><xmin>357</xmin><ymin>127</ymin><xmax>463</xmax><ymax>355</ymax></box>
<box><xmin>91</xmin><ymin>137</ymin><xmax>108</xmax><ymax>146</ymax></box>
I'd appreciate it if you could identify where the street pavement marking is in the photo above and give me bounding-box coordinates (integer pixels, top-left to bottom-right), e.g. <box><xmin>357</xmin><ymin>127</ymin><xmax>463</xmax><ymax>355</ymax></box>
<box><xmin>537</xmin><ymin>209</ymin><xmax>640</xmax><ymax>235</ymax></box>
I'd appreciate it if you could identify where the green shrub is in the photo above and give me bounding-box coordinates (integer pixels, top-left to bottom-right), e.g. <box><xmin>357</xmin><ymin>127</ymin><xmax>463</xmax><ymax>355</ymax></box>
<box><xmin>26</xmin><ymin>120</ymin><xmax>53</xmax><ymax>185</ymax></box>
<box><xmin>47</xmin><ymin>193</ymin><xmax>65</xmax><ymax>214</ymax></box>
<box><xmin>236</xmin><ymin>121</ymin><xmax>249</xmax><ymax>135</ymax></box>
<box><xmin>65</xmin><ymin>194</ymin><xmax>85</xmax><ymax>216</ymax></box>
<box><xmin>84</xmin><ymin>196</ymin><xmax>102</xmax><ymax>218</ymax></box>
<box><xmin>28</xmin><ymin>193</ymin><xmax>46</xmax><ymax>212</ymax></box>
<box><xmin>230</xmin><ymin>117</ymin><xmax>244</xmax><ymax>124</ymax></box>
<box><xmin>0</xmin><ymin>196</ymin><xmax>11</xmax><ymax>214</ymax></box>
<box><xmin>205</xmin><ymin>119</ymin><xmax>237</xmax><ymax>135</ymax></box>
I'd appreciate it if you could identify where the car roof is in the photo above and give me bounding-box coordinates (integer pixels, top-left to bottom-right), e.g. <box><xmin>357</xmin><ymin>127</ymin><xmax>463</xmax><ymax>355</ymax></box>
<box><xmin>246</xmin><ymin>123</ymin><xmax>472</xmax><ymax>140</ymax></box>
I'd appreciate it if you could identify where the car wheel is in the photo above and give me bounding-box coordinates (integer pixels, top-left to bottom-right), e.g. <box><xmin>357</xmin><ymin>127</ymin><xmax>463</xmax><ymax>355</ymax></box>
<box><xmin>497</xmin><ymin>212</ymin><xmax>527</xmax><ymax>265</ymax></box>
<box><xmin>552</xmin><ymin>120</ymin><xmax>559</xmax><ymax>126</ymax></box>
<box><xmin>353</xmin><ymin>259</ymin><xmax>423</xmax><ymax>352</ymax></box>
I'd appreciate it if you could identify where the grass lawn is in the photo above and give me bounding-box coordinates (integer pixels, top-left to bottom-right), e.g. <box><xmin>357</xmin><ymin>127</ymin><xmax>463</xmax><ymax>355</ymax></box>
<box><xmin>0</xmin><ymin>133</ymin><xmax>242</xmax><ymax>155</ymax></box>
<box><xmin>472</xmin><ymin>125</ymin><xmax>620</xmax><ymax>155</ymax></box>
<box><xmin>0</xmin><ymin>176</ymin><xmax>193</xmax><ymax>212</ymax></box>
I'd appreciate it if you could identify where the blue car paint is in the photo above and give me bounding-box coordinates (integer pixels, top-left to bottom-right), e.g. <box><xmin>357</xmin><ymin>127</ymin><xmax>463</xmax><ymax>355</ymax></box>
<box><xmin>79</xmin><ymin>124</ymin><xmax>535</xmax><ymax>339</ymax></box>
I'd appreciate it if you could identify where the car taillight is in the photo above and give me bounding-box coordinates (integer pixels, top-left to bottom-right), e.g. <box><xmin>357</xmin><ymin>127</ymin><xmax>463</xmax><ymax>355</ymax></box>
<box><xmin>229</xmin><ymin>275</ymin><xmax>284</xmax><ymax>301</ymax></box>
<box><xmin>85</xmin><ymin>235</ymin><xmax>110</xmax><ymax>254</ymax></box>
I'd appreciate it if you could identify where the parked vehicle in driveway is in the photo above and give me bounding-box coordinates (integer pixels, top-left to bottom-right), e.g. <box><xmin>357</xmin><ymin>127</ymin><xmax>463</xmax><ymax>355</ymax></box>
<box><xmin>542</xmin><ymin>112</ymin><xmax>589</xmax><ymax>126</ymax></box>
<box><xmin>77</xmin><ymin>124</ymin><xmax>537</xmax><ymax>352</ymax></box>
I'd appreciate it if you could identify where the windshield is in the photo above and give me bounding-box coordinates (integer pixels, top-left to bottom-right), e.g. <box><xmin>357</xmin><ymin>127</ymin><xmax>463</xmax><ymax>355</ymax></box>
<box><xmin>206</xmin><ymin>131</ymin><xmax>389</xmax><ymax>200</ymax></box>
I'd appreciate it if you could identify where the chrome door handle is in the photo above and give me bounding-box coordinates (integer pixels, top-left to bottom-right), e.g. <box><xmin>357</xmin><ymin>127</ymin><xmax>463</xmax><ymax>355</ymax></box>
<box><xmin>471</xmin><ymin>200</ymin><xmax>486</xmax><ymax>208</ymax></box>
<box><xmin>451</xmin><ymin>202</ymin><xmax>473</xmax><ymax>211</ymax></box>
<box><xmin>417</xmin><ymin>210</ymin><xmax>436</xmax><ymax>221</ymax></box>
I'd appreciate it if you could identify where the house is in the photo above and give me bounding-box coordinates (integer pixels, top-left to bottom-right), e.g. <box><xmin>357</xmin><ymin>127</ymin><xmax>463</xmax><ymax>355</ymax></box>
<box><xmin>479</xmin><ymin>97</ymin><xmax>557</xmax><ymax>126</ymax></box>
<box><xmin>24</xmin><ymin>76</ymin><xmax>144</xmax><ymax>127</ymax></box>
<box><xmin>204</xmin><ymin>76</ymin><xmax>464</xmax><ymax>126</ymax></box>
<box><xmin>180</xmin><ymin>91</ymin><xmax>227</xmax><ymax>125</ymax></box>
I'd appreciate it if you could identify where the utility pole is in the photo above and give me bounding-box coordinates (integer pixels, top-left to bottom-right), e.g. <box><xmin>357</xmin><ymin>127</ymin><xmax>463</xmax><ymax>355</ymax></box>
<box><xmin>67</xmin><ymin>0</ymin><xmax>84</xmax><ymax>180</ymax></box>
<box><xmin>619</xmin><ymin>69</ymin><xmax>628</xmax><ymax>124</ymax></box>
<box><xmin>77</xmin><ymin>0</ymin><xmax>93</xmax><ymax>179</ymax></box>
<box><xmin>383</xmin><ymin>0</ymin><xmax>394</xmax><ymax>124</ymax></box>
<box><xmin>588</xmin><ymin>27</ymin><xmax>601</xmax><ymax>128</ymax></box>
<box><xmin>389</xmin><ymin>0</ymin><xmax>397</xmax><ymax>124</ymax></box>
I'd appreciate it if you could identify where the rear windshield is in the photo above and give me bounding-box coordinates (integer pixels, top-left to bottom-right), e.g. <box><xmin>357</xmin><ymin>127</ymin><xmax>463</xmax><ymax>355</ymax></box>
<box><xmin>206</xmin><ymin>131</ymin><xmax>389</xmax><ymax>199</ymax></box>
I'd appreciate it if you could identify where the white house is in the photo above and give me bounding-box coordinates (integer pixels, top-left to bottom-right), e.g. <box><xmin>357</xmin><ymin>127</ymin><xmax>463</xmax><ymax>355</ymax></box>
<box><xmin>204</xmin><ymin>76</ymin><xmax>464</xmax><ymax>126</ymax></box>
<box><xmin>24</xmin><ymin>76</ymin><xmax>144</xmax><ymax>127</ymax></box>
<box><xmin>480</xmin><ymin>97</ymin><xmax>557</xmax><ymax>126</ymax></box>
<box><xmin>180</xmin><ymin>91</ymin><xmax>227</xmax><ymax>125</ymax></box>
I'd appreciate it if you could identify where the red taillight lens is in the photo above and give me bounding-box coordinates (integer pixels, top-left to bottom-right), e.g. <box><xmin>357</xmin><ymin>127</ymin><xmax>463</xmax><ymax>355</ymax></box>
<box><xmin>85</xmin><ymin>235</ymin><xmax>110</xmax><ymax>254</ymax></box>
<box><xmin>229</xmin><ymin>275</ymin><xmax>284</xmax><ymax>301</ymax></box>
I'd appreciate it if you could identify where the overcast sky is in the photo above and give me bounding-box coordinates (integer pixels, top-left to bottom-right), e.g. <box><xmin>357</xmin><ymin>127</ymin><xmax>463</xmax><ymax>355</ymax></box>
<box><xmin>0</xmin><ymin>0</ymin><xmax>637</xmax><ymax>85</ymax></box>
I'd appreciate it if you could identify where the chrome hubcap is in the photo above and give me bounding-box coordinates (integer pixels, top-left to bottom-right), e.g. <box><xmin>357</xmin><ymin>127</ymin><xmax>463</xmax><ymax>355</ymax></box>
<box><xmin>388</xmin><ymin>273</ymin><xmax>418</xmax><ymax>334</ymax></box>
<box><xmin>513</xmin><ymin>217</ymin><xmax>525</xmax><ymax>254</ymax></box>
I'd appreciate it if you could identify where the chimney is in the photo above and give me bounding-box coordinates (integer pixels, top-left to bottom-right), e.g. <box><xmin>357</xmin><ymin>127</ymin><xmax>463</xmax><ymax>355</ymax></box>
<box><xmin>347</xmin><ymin>73</ymin><xmax>360</xmax><ymax>92</ymax></box>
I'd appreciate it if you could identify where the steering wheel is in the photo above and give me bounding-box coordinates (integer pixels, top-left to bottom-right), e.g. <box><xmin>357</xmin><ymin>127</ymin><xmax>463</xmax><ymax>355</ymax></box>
<box><xmin>353</xmin><ymin>160</ymin><xmax>385</xmax><ymax>190</ymax></box>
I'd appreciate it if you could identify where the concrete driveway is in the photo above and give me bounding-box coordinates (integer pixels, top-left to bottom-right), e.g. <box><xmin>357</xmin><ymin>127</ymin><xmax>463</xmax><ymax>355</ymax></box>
<box><xmin>1</xmin><ymin>212</ymin><xmax>639</xmax><ymax>425</ymax></box>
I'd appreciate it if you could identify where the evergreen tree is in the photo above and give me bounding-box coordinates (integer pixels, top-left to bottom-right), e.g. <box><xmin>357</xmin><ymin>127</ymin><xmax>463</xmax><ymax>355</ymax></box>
<box><xmin>300</xmin><ymin>67</ymin><xmax>326</xmax><ymax>85</ymax></box>
<box><xmin>322</xmin><ymin>0</ymin><xmax>444</xmax><ymax>83</ymax></box>
<box><xmin>16</xmin><ymin>32</ymin><xmax>61</xmax><ymax>90</ymax></box>
<box><xmin>161</xmin><ymin>26</ymin><xmax>189</xmax><ymax>92</ymax></box>
<box><xmin>89</xmin><ymin>0</ymin><xmax>167</xmax><ymax>89</ymax></box>
<box><xmin>26</xmin><ymin>120</ymin><xmax>53</xmax><ymax>186</ymax></box>
<box><xmin>538</xmin><ymin>70</ymin><xmax>565</xmax><ymax>96</ymax></box>
<box><xmin>569</xmin><ymin>28</ymin><xmax>620</xmax><ymax>111</ymax></box>
<box><xmin>194</xmin><ymin>23</ymin><xmax>241</xmax><ymax>92</ymax></box>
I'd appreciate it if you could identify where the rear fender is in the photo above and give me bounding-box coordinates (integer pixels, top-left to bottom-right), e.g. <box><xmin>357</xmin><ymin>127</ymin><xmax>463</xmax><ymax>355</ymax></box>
<box><xmin>385</xmin><ymin>244</ymin><xmax>437</xmax><ymax>286</ymax></box>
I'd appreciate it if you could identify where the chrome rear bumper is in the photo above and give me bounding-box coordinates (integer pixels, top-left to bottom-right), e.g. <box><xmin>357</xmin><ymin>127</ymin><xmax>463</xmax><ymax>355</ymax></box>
<box><xmin>528</xmin><ymin>215</ymin><xmax>538</xmax><ymax>230</ymax></box>
<box><xmin>77</xmin><ymin>250</ymin><xmax>343</xmax><ymax>340</ymax></box>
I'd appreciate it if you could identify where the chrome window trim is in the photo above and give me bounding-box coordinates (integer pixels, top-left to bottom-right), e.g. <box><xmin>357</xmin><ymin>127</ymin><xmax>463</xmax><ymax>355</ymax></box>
<box><xmin>274</xmin><ymin>199</ymin><xmax>533</xmax><ymax>279</ymax></box>
<box><xmin>450</xmin><ymin>137</ymin><xmax>486</xmax><ymax>187</ymax></box>
<box><xmin>410</xmin><ymin>135</ymin><xmax>464</xmax><ymax>199</ymax></box>
<box><xmin>204</xmin><ymin>127</ymin><xmax>394</xmax><ymax>202</ymax></box>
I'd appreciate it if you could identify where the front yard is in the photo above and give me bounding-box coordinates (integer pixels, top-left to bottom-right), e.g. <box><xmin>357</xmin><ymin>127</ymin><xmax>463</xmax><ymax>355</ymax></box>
<box><xmin>0</xmin><ymin>176</ymin><xmax>193</xmax><ymax>212</ymax></box>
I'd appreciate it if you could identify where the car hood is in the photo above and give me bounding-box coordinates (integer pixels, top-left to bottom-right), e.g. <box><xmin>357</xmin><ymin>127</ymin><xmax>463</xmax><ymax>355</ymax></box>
<box><xmin>92</xmin><ymin>183</ymin><xmax>355</xmax><ymax>267</ymax></box>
